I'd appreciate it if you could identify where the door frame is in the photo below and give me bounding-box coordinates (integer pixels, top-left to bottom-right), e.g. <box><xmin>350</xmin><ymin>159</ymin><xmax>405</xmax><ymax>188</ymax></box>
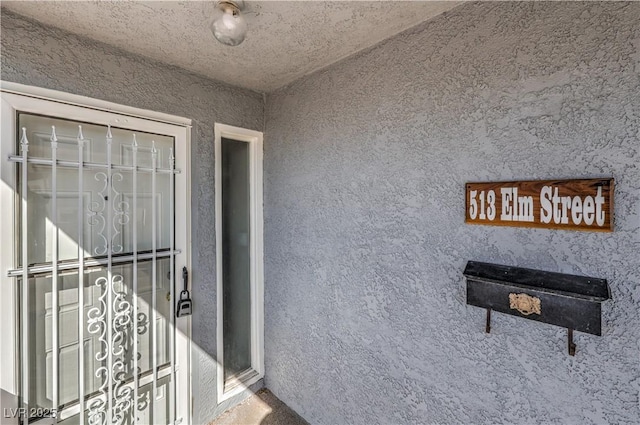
<box><xmin>214</xmin><ymin>123</ymin><xmax>264</xmax><ymax>403</ymax></box>
<box><xmin>0</xmin><ymin>81</ymin><xmax>193</xmax><ymax>424</ymax></box>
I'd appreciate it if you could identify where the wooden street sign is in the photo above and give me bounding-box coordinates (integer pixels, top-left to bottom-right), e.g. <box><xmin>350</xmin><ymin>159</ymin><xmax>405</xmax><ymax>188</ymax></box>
<box><xmin>465</xmin><ymin>178</ymin><xmax>614</xmax><ymax>231</ymax></box>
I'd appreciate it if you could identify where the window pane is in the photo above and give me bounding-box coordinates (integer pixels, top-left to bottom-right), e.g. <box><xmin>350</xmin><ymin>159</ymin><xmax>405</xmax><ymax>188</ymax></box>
<box><xmin>221</xmin><ymin>138</ymin><xmax>252</xmax><ymax>380</ymax></box>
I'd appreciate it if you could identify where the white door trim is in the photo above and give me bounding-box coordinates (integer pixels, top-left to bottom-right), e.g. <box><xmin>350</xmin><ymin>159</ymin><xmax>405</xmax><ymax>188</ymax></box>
<box><xmin>214</xmin><ymin>123</ymin><xmax>264</xmax><ymax>404</ymax></box>
<box><xmin>0</xmin><ymin>82</ymin><xmax>193</xmax><ymax>425</ymax></box>
<box><xmin>0</xmin><ymin>81</ymin><xmax>193</xmax><ymax>127</ymax></box>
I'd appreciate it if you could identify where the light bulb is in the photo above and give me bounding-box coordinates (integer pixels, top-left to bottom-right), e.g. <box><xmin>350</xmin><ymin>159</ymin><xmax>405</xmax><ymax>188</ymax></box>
<box><xmin>210</xmin><ymin>2</ymin><xmax>247</xmax><ymax>47</ymax></box>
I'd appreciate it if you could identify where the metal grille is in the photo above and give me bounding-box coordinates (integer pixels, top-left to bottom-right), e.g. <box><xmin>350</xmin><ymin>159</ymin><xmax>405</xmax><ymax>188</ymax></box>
<box><xmin>9</xmin><ymin>117</ymin><xmax>179</xmax><ymax>425</ymax></box>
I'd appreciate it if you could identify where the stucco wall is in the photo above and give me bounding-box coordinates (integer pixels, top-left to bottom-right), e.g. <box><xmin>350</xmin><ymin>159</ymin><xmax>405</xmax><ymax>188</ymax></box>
<box><xmin>0</xmin><ymin>10</ymin><xmax>264</xmax><ymax>423</ymax></box>
<box><xmin>264</xmin><ymin>2</ymin><xmax>640</xmax><ymax>424</ymax></box>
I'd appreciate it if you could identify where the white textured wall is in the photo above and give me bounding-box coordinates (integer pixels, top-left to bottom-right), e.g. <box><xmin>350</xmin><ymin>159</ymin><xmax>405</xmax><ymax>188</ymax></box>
<box><xmin>0</xmin><ymin>10</ymin><xmax>264</xmax><ymax>423</ymax></box>
<box><xmin>264</xmin><ymin>2</ymin><xmax>640</xmax><ymax>424</ymax></box>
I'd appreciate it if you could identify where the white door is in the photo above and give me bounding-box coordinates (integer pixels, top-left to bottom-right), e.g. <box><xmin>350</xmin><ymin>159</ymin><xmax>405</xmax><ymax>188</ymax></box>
<box><xmin>0</xmin><ymin>85</ymin><xmax>191</xmax><ymax>425</ymax></box>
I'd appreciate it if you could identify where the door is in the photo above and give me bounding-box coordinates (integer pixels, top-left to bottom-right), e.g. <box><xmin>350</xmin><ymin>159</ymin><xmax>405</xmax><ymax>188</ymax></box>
<box><xmin>0</xmin><ymin>86</ymin><xmax>191</xmax><ymax>425</ymax></box>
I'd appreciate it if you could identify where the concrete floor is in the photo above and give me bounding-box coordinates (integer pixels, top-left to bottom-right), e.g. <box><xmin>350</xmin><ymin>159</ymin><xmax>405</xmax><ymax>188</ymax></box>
<box><xmin>209</xmin><ymin>389</ymin><xmax>309</xmax><ymax>425</ymax></box>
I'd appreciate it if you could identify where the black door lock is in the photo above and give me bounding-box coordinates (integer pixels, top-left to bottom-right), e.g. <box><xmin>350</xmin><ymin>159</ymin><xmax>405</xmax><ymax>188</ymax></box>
<box><xmin>176</xmin><ymin>266</ymin><xmax>192</xmax><ymax>317</ymax></box>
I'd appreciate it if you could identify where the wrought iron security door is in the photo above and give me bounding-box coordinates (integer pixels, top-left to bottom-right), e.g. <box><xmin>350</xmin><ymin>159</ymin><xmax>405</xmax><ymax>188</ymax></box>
<box><xmin>2</xmin><ymin>93</ymin><xmax>190</xmax><ymax>425</ymax></box>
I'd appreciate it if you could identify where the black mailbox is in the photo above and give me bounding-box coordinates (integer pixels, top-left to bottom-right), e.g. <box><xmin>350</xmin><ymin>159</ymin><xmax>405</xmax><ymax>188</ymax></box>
<box><xmin>463</xmin><ymin>261</ymin><xmax>610</xmax><ymax>355</ymax></box>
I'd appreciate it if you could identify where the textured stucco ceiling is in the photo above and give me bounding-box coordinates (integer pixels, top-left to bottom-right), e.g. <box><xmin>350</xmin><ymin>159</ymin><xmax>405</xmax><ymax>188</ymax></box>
<box><xmin>1</xmin><ymin>1</ymin><xmax>461</xmax><ymax>93</ymax></box>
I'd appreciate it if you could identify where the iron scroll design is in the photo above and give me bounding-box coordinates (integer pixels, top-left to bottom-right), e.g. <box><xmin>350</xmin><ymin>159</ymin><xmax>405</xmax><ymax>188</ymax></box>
<box><xmin>88</xmin><ymin>172</ymin><xmax>130</xmax><ymax>256</ymax></box>
<box><xmin>87</xmin><ymin>274</ymin><xmax>142</xmax><ymax>425</ymax></box>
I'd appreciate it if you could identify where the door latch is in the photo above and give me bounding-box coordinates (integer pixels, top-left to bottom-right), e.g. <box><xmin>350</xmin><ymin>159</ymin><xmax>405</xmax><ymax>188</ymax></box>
<box><xmin>176</xmin><ymin>266</ymin><xmax>192</xmax><ymax>317</ymax></box>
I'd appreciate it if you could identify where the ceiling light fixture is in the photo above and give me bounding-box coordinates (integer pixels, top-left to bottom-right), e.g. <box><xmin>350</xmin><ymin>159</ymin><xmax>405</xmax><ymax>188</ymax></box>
<box><xmin>210</xmin><ymin>0</ymin><xmax>247</xmax><ymax>47</ymax></box>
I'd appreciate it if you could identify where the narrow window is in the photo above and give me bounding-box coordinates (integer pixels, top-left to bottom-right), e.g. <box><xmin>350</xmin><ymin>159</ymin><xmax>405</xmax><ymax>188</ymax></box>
<box><xmin>222</xmin><ymin>137</ymin><xmax>252</xmax><ymax>380</ymax></box>
<box><xmin>215</xmin><ymin>124</ymin><xmax>264</xmax><ymax>401</ymax></box>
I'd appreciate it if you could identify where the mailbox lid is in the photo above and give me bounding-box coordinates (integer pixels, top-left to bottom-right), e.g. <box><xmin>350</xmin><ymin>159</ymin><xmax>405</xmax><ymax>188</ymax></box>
<box><xmin>463</xmin><ymin>261</ymin><xmax>610</xmax><ymax>301</ymax></box>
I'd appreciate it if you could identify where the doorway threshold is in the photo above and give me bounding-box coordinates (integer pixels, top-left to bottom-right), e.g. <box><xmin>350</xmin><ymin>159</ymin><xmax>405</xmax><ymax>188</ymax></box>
<box><xmin>209</xmin><ymin>388</ymin><xmax>308</xmax><ymax>425</ymax></box>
